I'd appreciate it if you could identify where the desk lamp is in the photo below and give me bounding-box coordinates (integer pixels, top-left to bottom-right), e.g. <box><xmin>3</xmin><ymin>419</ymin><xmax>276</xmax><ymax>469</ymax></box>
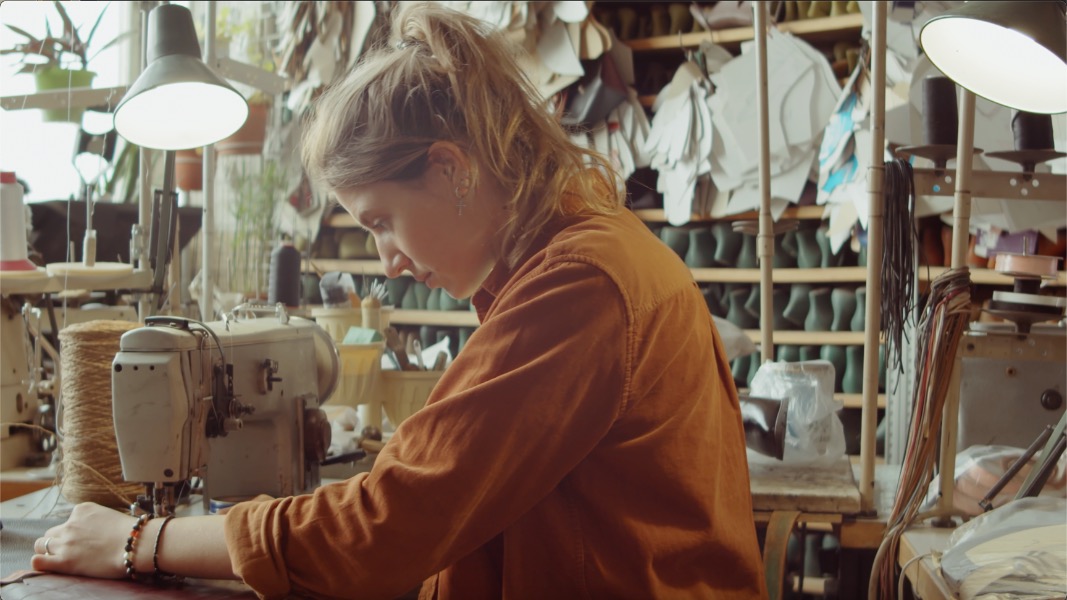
<box><xmin>919</xmin><ymin>1</ymin><xmax>1067</xmax><ymax>115</ymax></box>
<box><xmin>113</xmin><ymin>3</ymin><xmax>248</xmax><ymax>307</ymax></box>
<box><xmin>915</xmin><ymin>0</ymin><xmax>1067</xmax><ymax>523</ymax></box>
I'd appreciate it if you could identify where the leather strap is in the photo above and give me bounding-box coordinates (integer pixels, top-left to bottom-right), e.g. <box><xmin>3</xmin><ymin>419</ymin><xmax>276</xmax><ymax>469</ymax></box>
<box><xmin>762</xmin><ymin>510</ymin><xmax>802</xmax><ymax>600</ymax></box>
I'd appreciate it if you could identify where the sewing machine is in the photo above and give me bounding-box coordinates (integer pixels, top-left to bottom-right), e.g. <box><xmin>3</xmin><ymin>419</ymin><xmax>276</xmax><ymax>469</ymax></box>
<box><xmin>957</xmin><ymin>253</ymin><xmax>1066</xmax><ymax>450</ymax></box>
<box><xmin>112</xmin><ymin>307</ymin><xmax>341</xmax><ymax>515</ymax></box>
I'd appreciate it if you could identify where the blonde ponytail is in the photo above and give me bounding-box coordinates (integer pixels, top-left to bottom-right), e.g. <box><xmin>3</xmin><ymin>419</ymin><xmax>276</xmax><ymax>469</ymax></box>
<box><xmin>302</xmin><ymin>2</ymin><xmax>622</xmax><ymax>267</ymax></box>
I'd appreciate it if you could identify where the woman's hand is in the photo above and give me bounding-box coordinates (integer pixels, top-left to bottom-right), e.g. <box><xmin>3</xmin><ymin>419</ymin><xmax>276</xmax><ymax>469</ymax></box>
<box><xmin>30</xmin><ymin>502</ymin><xmax>138</xmax><ymax>579</ymax></box>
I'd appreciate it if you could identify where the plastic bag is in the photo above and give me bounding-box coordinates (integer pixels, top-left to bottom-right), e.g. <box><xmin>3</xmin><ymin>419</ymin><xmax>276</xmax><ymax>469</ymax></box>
<box><xmin>924</xmin><ymin>444</ymin><xmax>1067</xmax><ymax>517</ymax></box>
<box><xmin>940</xmin><ymin>497</ymin><xmax>1066</xmax><ymax>599</ymax></box>
<box><xmin>748</xmin><ymin>359</ymin><xmax>845</xmax><ymax>466</ymax></box>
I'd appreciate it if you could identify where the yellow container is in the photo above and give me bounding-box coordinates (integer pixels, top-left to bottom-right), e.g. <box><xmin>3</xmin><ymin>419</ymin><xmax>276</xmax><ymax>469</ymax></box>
<box><xmin>332</xmin><ymin>342</ymin><xmax>384</xmax><ymax>419</ymax></box>
<box><xmin>311</xmin><ymin>307</ymin><xmax>361</xmax><ymax>343</ymax></box>
<box><xmin>311</xmin><ymin>306</ymin><xmax>393</xmax><ymax>343</ymax></box>
<box><xmin>381</xmin><ymin>370</ymin><xmax>443</xmax><ymax>427</ymax></box>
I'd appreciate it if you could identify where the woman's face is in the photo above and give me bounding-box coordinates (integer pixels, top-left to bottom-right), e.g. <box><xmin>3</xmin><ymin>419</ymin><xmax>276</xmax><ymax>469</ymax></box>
<box><xmin>334</xmin><ymin>155</ymin><xmax>501</xmax><ymax>300</ymax></box>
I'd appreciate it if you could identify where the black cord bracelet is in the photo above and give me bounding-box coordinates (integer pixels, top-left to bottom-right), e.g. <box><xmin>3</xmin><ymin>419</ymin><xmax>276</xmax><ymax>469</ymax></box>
<box><xmin>151</xmin><ymin>515</ymin><xmax>185</xmax><ymax>586</ymax></box>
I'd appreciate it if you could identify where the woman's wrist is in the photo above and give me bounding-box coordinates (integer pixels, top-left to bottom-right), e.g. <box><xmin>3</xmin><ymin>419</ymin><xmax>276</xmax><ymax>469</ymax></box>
<box><xmin>123</xmin><ymin>513</ymin><xmax>154</xmax><ymax>580</ymax></box>
<box><xmin>132</xmin><ymin>516</ymin><xmax>160</xmax><ymax>576</ymax></box>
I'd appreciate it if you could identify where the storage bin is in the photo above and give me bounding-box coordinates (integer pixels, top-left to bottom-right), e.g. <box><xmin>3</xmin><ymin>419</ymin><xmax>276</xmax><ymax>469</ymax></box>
<box><xmin>381</xmin><ymin>370</ymin><xmax>443</xmax><ymax>427</ymax></box>
<box><xmin>311</xmin><ymin>307</ymin><xmax>361</xmax><ymax>343</ymax></box>
<box><xmin>332</xmin><ymin>343</ymin><xmax>384</xmax><ymax>426</ymax></box>
<box><xmin>311</xmin><ymin>306</ymin><xmax>393</xmax><ymax>343</ymax></box>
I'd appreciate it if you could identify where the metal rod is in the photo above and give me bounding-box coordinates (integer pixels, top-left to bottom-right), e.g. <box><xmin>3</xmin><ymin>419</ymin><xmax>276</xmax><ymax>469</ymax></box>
<box><xmin>201</xmin><ymin>0</ymin><xmax>218</xmax><ymax>321</ymax></box>
<box><xmin>934</xmin><ymin>88</ymin><xmax>976</xmax><ymax>522</ymax></box>
<box><xmin>979</xmin><ymin>424</ymin><xmax>1054</xmax><ymax>511</ymax></box>
<box><xmin>136</xmin><ymin>2</ymin><xmax>152</xmax><ymax>320</ymax></box>
<box><xmin>859</xmin><ymin>1</ymin><xmax>888</xmax><ymax>514</ymax></box>
<box><xmin>1017</xmin><ymin>433</ymin><xmax>1066</xmax><ymax>499</ymax></box>
<box><xmin>753</xmin><ymin>1</ymin><xmax>774</xmax><ymax>365</ymax></box>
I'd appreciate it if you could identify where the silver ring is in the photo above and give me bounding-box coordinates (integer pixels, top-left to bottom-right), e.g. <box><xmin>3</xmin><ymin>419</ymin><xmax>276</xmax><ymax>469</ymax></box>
<box><xmin>44</xmin><ymin>537</ymin><xmax>52</xmax><ymax>555</ymax></box>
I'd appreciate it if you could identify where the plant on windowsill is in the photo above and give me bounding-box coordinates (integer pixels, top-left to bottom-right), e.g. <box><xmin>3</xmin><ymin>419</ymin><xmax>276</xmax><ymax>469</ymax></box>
<box><xmin>1</xmin><ymin>1</ymin><xmax>129</xmax><ymax>122</ymax></box>
<box><xmin>213</xmin><ymin>5</ymin><xmax>276</xmax><ymax>156</ymax></box>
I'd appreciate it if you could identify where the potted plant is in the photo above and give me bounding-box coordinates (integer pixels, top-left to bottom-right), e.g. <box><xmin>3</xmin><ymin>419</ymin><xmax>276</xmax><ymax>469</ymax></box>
<box><xmin>226</xmin><ymin>158</ymin><xmax>287</xmax><ymax>299</ymax></box>
<box><xmin>212</xmin><ymin>4</ymin><xmax>275</xmax><ymax>156</ymax></box>
<box><xmin>1</xmin><ymin>1</ymin><xmax>129</xmax><ymax>122</ymax></box>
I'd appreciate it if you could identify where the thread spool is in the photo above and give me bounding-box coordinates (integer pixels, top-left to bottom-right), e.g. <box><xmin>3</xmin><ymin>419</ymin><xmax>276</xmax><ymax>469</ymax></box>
<box><xmin>921</xmin><ymin>76</ymin><xmax>958</xmax><ymax>146</ymax></box>
<box><xmin>268</xmin><ymin>242</ymin><xmax>302</xmax><ymax>307</ymax></box>
<box><xmin>1012</xmin><ymin>111</ymin><xmax>1054</xmax><ymax>151</ymax></box>
<box><xmin>58</xmin><ymin>320</ymin><xmax>143</xmax><ymax>508</ymax></box>
<box><xmin>0</xmin><ymin>171</ymin><xmax>35</xmax><ymax>271</ymax></box>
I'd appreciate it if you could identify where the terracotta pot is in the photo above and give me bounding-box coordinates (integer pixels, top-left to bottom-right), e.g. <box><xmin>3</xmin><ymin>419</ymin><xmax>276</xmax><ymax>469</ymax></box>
<box><xmin>217</xmin><ymin>102</ymin><xmax>269</xmax><ymax>156</ymax></box>
<box><xmin>175</xmin><ymin>148</ymin><xmax>203</xmax><ymax>191</ymax></box>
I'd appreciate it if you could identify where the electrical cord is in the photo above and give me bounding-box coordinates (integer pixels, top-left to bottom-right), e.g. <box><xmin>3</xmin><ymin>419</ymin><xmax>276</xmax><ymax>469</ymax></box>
<box><xmin>897</xmin><ymin>551</ymin><xmax>933</xmax><ymax>600</ymax></box>
<box><xmin>880</xmin><ymin>158</ymin><xmax>918</xmax><ymax>374</ymax></box>
<box><xmin>869</xmin><ymin>267</ymin><xmax>971</xmax><ymax>599</ymax></box>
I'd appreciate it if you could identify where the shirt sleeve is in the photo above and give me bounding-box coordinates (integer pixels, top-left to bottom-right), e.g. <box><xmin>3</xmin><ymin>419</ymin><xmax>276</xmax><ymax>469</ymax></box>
<box><xmin>224</xmin><ymin>257</ymin><xmax>632</xmax><ymax>599</ymax></box>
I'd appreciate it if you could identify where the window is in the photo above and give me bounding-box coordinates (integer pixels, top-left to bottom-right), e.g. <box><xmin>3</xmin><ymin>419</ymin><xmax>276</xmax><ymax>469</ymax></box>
<box><xmin>0</xmin><ymin>1</ymin><xmax>132</xmax><ymax>202</ymax></box>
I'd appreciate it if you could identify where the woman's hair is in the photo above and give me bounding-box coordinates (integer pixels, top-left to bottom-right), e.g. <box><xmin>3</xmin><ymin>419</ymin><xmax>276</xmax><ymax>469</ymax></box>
<box><xmin>301</xmin><ymin>2</ymin><xmax>622</xmax><ymax>267</ymax></box>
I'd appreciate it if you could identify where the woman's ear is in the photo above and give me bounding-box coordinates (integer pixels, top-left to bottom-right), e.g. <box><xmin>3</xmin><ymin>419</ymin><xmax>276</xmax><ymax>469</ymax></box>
<box><xmin>426</xmin><ymin>141</ymin><xmax>469</xmax><ymax>185</ymax></box>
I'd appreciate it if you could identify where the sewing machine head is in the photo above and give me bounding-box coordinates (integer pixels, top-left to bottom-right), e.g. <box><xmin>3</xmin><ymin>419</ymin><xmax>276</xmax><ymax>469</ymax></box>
<box><xmin>958</xmin><ymin>252</ymin><xmax>1066</xmax><ymax>451</ymax></box>
<box><xmin>112</xmin><ymin>308</ymin><xmax>339</xmax><ymax>515</ymax></box>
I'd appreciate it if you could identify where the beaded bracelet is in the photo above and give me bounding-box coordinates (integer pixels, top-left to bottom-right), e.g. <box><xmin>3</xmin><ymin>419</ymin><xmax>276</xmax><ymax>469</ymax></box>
<box><xmin>123</xmin><ymin>513</ymin><xmax>154</xmax><ymax>580</ymax></box>
<box><xmin>151</xmin><ymin>515</ymin><xmax>185</xmax><ymax>586</ymax></box>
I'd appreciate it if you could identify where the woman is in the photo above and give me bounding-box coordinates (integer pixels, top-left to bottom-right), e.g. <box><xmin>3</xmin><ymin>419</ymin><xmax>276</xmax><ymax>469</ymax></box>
<box><xmin>32</xmin><ymin>3</ymin><xmax>765</xmax><ymax>598</ymax></box>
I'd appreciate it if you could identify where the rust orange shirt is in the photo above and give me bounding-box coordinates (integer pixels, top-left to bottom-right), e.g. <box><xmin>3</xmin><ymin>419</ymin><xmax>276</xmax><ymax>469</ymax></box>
<box><xmin>224</xmin><ymin>206</ymin><xmax>766</xmax><ymax>599</ymax></box>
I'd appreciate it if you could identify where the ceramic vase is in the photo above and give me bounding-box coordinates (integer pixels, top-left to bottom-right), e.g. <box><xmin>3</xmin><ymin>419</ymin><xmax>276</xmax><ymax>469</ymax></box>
<box><xmin>738</xmin><ymin>233</ymin><xmax>759</xmax><ymax>269</ymax></box>
<box><xmin>795</xmin><ymin>225</ymin><xmax>822</xmax><ymax>269</ymax></box>
<box><xmin>851</xmin><ymin>287</ymin><xmax>866</xmax><ymax>331</ymax></box>
<box><xmin>772</xmin><ymin>286</ymin><xmax>793</xmax><ymax>331</ymax></box>
<box><xmin>685</xmin><ymin>227</ymin><xmax>717</xmax><ymax>268</ymax></box>
<box><xmin>830</xmin><ymin>288</ymin><xmax>857</xmax><ymax>332</ymax></box>
<box><xmin>727</xmin><ymin>286</ymin><xmax>760</xmax><ymax>329</ymax></box>
<box><xmin>842</xmin><ymin>345</ymin><xmax>863</xmax><ymax>393</ymax></box>
<box><xmin>804</xmin><ymin>287</ymin><xmax>834</xmax><ymax>332</ymax></box>
<box><xmin>777</xmin><ymin>344</ymin><xmax>801</xmax><ymax>363</ymax></box>
<box><xmin>660</xmin><ymin>226</ymin><xmax>689</xmax><ymax>261</ymax></box>
<box><xmin>820</xmin><ymin>344</ymin><xmax>846</xmax><ymax>392</ymax></box>
<box><xmin>783</xmin><ymin>284</ymin><xmax>812</xmax><ymax>329</ymax></box>
<box><xmin>773</xmin><ymin>232</ymin><xmax>798</xmax><ymax>269</ymax></box>
<box><xmin>668</xmin><ymin>3</ymin><xmax>693</xmax><ymax>35</ymax></box>
<box><xmin>712</xmin><ymin>221</ymin><xmax>743</xmax><ymax>266</ymax></box>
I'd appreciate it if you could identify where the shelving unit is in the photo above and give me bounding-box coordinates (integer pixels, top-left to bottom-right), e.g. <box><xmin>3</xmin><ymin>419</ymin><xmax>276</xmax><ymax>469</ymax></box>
<box><xmin>625</xmin><ymin>12</ymin><xmax>864</xmax><ymax>52</ymax></box>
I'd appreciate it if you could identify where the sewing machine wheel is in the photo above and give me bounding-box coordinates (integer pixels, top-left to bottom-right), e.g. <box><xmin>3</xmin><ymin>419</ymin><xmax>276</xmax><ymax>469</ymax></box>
<box><xmin>312</xmin><ymin>323</ymin><xmax>340</xmax><ymax>404</ymax></box>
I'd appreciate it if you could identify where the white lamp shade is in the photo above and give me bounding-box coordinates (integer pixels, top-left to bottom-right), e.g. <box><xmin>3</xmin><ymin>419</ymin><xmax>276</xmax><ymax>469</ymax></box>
<box><xmin>114</xmin><ymin>4</ymin><xmax>249</xmax><ymax>150</ymax></box>
<box><xmin>920</xmin><ymin>2</ymin><xmax>1067</xmax><ymax>114</ymax></box>
<box><xmin>114</xmin><ymin>73</ymin><xmax>248</xmax><ymax>149</ymax></box>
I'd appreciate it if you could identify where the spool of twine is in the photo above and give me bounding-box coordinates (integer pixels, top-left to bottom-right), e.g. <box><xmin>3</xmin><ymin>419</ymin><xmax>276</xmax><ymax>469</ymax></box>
<box><xmin>58</xmin><ymin>319</ymin><xmax>142</xmax><ymax>508</ymax></box>
<box><xmin>1012</xmin><ymin>111</ymin><xmax>1054</xmax><ymax>151</ymax></box>
<box><xmin>922</xmin><ymin>76</ymin><xmax>958</xmax><ymax>146</ymax></box>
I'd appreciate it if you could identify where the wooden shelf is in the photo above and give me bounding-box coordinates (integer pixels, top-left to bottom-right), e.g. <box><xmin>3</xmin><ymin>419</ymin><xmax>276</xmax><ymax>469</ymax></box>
<box><xmin>625</xmin><ymin>13</ymin><xmax>863</xmax><ymax>52</ymax></box>
<box><xmin>919</xmin><ymin>266</ymin><xmax>1067</xmax><ymax>287</ymax></box>
<box><xmin>304</xmin><ymin>258</ymin><xmax>384</xmax><ymax>275</ymax></box>
<box><xmin>633</xmin><ymin>206</ymin><xmax>827</xmax><ymax>223</ymax></box>
<box><xmin>322</xmin><ymin>206</ymin><xmax>830</xmax><ymax>229</ymax></box>
<box><xmin>838</xmin><ymin>394</ymin><xmax>886</xmax><ymax>409</ymax></box>
<box><xmin>303</xmin><ymin>259</ymin><xmax>870</xmax><ymax>285</ymax></box>
<box><xmin>389</xmin><ymin>309</ymin><xmax>479</xmax><ymax>327</ymax></box>
<box><xmin>323</xmin><ymin>212</ymin><xmax>361</xmax><ymax>228</ymax></box>
<box><xmin>693</xmin><ymin>266</ymin><xmax>866</xmax><ymax>284</ymax></box>
<box><xmin>744</xmin><ymin>330</ymin><xmax>866</xmax><ymax>345</ymax></box>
